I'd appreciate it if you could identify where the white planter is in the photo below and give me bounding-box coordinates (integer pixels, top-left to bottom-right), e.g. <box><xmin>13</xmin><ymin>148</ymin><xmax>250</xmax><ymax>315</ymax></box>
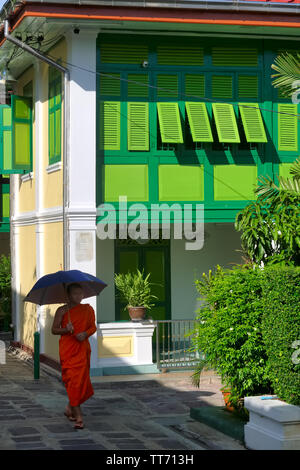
<box><xmin>244</xmin><ymin>396</ymin><xmax>300</xmax><ymax>450</ymax></box>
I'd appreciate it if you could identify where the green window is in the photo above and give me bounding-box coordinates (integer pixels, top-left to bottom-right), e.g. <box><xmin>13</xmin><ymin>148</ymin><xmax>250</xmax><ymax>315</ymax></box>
<box><xmin>0</xmin><ymin>99</ymin><xmax>32</xmax><ymax>174</ymax></box>
<box><xmin>48</xmin><ymin>68</ymin><xmax>62</xmax><ymax>164</ymax></box>
<box><xmin>238</xmin><ymin>103</ymin><xmax>267</xmax><ymax>143</ymax></box>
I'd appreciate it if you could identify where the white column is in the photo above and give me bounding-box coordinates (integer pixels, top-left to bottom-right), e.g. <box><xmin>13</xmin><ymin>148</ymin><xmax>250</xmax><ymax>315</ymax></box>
<box><xmin>65</xmin><ymin>30</ymin><xmax>98</xmax><ymax>368</ymax></box>
<box><xmin>34</xmin><ymin>60</ymin><xmax>46</xmax><ymax>353</ymax></box>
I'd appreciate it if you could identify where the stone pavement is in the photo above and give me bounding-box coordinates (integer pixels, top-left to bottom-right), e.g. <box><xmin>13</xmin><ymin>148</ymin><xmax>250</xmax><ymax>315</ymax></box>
<box><xmin>0</xmin><ymin>341</ymin><xmax>245</xmax><ymax>451</ymax></box>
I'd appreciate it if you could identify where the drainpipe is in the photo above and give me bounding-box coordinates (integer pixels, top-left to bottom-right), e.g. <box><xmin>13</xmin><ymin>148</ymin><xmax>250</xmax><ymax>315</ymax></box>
<box><xmin>3</xmin><ymin>19</ymin><xmax>70</xmax><ymax>272</ymax></box>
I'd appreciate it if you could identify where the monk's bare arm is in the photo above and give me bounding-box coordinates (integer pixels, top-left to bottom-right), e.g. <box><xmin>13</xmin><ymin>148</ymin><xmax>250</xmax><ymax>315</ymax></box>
<box><xmin>51</xmin><ymin>307</ymin><xmax>70</xmax><ymax>335</ymax></box>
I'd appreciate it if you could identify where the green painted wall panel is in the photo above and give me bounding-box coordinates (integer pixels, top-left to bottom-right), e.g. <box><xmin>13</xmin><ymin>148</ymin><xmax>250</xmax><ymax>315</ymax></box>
<box><xmin>104</xmin><ymin>164</ymin><xmax>149</xmax><ymax>201</ymax></box>
<box><xmin>278</xmin><ymin>163</ymin><xmax>294</xmax><ymax>179</ymax></box>
<box><xmin>214</xmin><ymin>165</ymin><xmax>257</xmax><ymax>201</ymax></box>
<box><xmin>159</xmin><ymin>165</ymin><xmax>204</xmax><ymax>201</ymax></box>
<box><xmin>2</xmin><ymin>193</ymin><xmax>9</xmax><ymax>218</ymax></box>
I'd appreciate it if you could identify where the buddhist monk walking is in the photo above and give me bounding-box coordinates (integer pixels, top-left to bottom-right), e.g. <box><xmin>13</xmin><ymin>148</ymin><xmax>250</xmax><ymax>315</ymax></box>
<box><xmin>51</xmin><ymin>282</ymin><xmax>97</xmax><ymax>429</ymax></box>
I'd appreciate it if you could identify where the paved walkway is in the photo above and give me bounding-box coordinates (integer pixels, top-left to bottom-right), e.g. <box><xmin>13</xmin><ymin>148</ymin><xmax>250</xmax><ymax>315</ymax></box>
<box><xmin>0</xmin><ymin>340</ymin><xmax>245</xmax><ymax>450</ymax></box>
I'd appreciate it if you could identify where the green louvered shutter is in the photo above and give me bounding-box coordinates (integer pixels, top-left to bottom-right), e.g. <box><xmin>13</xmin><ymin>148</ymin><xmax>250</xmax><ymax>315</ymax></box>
<box><xmin>0</xmin><ymin>105</ymin><xmax>13</xmax><ymax>173</ymax></box>
<box><xmin>212</xmin><ymin>103</ymin><xmax>240</xmax><ymax>143</ymax></box>
<box><xmin>100</xmin><ymin>101</ymin><xmax>120</xmax><ymax>150</ymax></box>
<box><xmin>157</xmin><ymin>46</ymin><xmax>204</xmax><ymax>66</ymax></box>
<box><xmin>238</xmin><ymin>76</ymin><xmax>258</xmax><ymax>99</ymax></box>
<box><xmin>239</xmin><ymin>103</ymin><xmax>267</xmax><ymax>143</ymax></box>
<box><xmin>185</xmin><ymin>102</ymin><xmax>213</xmax><ymax>142</ymax></box>
<box><xmin>212</xmin><ymin>76</ymin><xmax>233</xmax><ymax>99</ymax></box>
<box><xmin>11</xmin><ymin>95</ymin><xmax>32</xmax><ymax>171</ymax></box>
<box><xmin>212</xmin><ymin>48</ymin><xmax>258</xmax><ymax>66</ymax></box>
<box><xmin>278</xmin><ymin>103</ymin><xmax>298</xmax><ymax>152</ymax></box>
<box><xmin>128</xmin><ymin>102</ymin><xmax>149</xmax><ymax>151</ymax></box>
<box><xmin>128</xmin><ymin>74</ymin><xmax>149</xmax><ymax>98</ymax></box>
<box><xmin>157</xmin><ymin>103</ymin><xmax>183</xmax><ymax>143</ymax></box>
<box><xmin>100</xmin><ymin>73</ymin><xmax>121</xmax><ymax>96</ymax></box>
<box><xmin>100</xmin><ymin>44</ymin><xmax>148</xmax><ymax>64</ymax></box>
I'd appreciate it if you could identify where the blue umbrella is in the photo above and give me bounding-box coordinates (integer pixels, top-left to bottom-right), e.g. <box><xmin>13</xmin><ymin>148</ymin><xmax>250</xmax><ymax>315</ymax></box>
<box><xmin>23</xmin><ymin>269</ymin><xmax>107</xmax><ymax>306</ymax></box>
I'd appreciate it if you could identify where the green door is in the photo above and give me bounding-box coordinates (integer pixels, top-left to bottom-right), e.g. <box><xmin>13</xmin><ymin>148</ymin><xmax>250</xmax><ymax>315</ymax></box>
<box><xmin>115</xmin><ymin>236</ymin><xmax>171</xmax><ymax>361</ymax></box>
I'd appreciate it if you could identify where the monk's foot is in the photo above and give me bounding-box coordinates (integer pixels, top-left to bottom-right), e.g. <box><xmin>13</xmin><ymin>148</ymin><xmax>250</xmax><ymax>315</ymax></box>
<box><xmin>64</xmin><ymin>405</ymin><xmax>76</xmax><ymax>421</ymax></box>
<box><xmin>74</xmin><ymin>419</ymin><xmax>84</xmax><ymax>429</ymax></box>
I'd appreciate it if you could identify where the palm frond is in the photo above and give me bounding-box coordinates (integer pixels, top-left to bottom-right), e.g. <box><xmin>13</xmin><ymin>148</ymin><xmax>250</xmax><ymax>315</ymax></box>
<box><xmin>289</xmin><ymin>157</ymin><xmax>300</xmax><ymax>181</ymax></box>
<box><xmin>271</xmin><ymin>52</ymin><xmax>300</xmax><ymax>97</ymax></box>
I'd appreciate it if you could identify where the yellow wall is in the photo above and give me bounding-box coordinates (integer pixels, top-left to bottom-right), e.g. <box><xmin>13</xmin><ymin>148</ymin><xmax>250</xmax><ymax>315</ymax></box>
<box><xmin>43</xmin><ymin>221</ymin><xmax>64</xmax><ymax>361</ymax></box>
<box><xmin>43</xmin><ymin>38</ymin><xmax>66</xmax><ymax>210</ymax></box>
<box><xmin>17</xmin><ymin>66</ymin><xmax>36</xmax><ymax>213</ymax></box>
<box><xmin>18</xmin><ymin>224</ymin><xmax>37</xmax><ymax>349</ymax></box>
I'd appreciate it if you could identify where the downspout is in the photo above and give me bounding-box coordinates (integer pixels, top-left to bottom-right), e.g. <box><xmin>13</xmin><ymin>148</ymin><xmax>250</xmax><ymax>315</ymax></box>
<box><xmin>4</xmin><ymin>19</ymin><xmax>70</xmax><ymax>272</ymax></box>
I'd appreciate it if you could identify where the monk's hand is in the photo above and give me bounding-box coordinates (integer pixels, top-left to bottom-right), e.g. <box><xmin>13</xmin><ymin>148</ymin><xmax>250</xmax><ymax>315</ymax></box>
<box><xmin>66</xmin><ymin>322</ymin><xmax>74</xmax><ymax>334</ymax></box>
<box><xmin>75</xmin><ymin>332</ymin><xmax>87</xmax><ymax>342</ymax></box>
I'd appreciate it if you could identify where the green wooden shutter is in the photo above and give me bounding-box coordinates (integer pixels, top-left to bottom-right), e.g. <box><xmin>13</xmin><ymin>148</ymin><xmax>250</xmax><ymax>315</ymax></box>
<box><xmin>100</xmin><ymin>73</ymin><xmax>121</xmax><ymax>96</ymax></box>
<box><xmin>0</xmin><ymin>106</ymin><xmax>12</xmax><ymax>173</ymax></box>
<box><xmin>185</xmin><ymin>75</ymin><xmax>205</xmax><ymax>98</ymax></box>
<box><xmin>11</xmin><ymin>95</ymin><xmax>32</xmax><ymax>171</ymax></box>
<box><xmin>100</xmin><ymin>44</ymin><xmax>148</xmax><ymax>64</ymax></box>
<box><xmin>212</xmin><ymin>48</ymin><xmax>258</xmax><ymax>66</ymax></box>
<box><xmin>100</xmin><ymin>101</ymin><xmax>121</xmax><ymax>150</ymax></box>
<box><xmin>157</xmin><ymin>103</ymin><xmax>183</xmax><ymax>143</ymax></box>
<box><xmin>278</xmin><ymin>103</ymin><xmax>298</xmax><ymax>152</ymax></box>
<box><xmin>238</xmin><ymin>76</ymin><xmax>258</xmax><ymax>99</ymax></box>
<box><xmin>157</xmin><ymin>75</ymin><xmax>178</xmax><ymax>98</ymax></box>
<box><xmin>127</xmin><ymin>74</ymin><xmax>149</xmax><ymax>98</ymax></box>
<box><xmin>157</xmin><ymin>45</ymin><xmax>204</xmax><ymax>65</ymax></box>
<box><xmin>239</xmin><ymin>103</ymin><xmax>267</xmax><ymax>143</ymax></box>
<box><xmin>212</xmin><ymin>103</ymin><xmax>240</xmax><ymax>143</ymax></box>
<box><xmin>185</xmin><ymin>102</ymin><xmax>213</xmax><ymax>142</ymax></box>
<box><xmin>212</xmin><ymin>76</ymin><xmax>233</xmax><ymax>99</ymax></box>
<box><xmin>127</xmin><ymin>102</ymin><xmax>149</xmax><ymax>151</ymax></box>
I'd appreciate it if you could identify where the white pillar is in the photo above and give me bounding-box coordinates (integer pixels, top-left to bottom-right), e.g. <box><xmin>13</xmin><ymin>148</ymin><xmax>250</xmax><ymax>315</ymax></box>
<box><xmin>34</xmin><ymin>60</ymin><xmax>46</xmax><ymax>353</ymax></box>
<box><xmin>65</xmin><ymin>30</ymin><xmax>98</xmax><ymax>368</ymax></box>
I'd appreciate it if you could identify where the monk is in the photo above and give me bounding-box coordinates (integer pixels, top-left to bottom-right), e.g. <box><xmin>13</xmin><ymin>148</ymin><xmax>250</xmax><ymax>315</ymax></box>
<box><xmin>51</xmin><ymin>282</ymin><xmax>97</xmax><ymax>429</ymax></box>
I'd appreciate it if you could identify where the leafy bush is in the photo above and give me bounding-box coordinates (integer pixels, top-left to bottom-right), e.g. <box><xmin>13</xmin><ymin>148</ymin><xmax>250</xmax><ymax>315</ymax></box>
<box><xmin>190</xmin><ymin>264</ymin><xmax>273</xmax><ymax>410</ymax></box>
<box><xmin>261</xmin><ymin>265</ymin><xmax>300</xmax><ymax>405</ymax></box>
<box><xmin>0</xmin><ymin>254</ymin><xmax>12</xmax><ymax>331</ymax></box>
<box><xmin>114</xmin><ymin>268</ymin><xmax>158</xmax><ymax>311</ymax></box>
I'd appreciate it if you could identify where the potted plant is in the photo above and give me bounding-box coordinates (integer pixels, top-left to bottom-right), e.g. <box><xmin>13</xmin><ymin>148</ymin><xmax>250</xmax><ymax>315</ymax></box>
<box><xmin>114</xmin><ymin>268</ymin><xmax>158</xmax><ymax>321</ymax></box>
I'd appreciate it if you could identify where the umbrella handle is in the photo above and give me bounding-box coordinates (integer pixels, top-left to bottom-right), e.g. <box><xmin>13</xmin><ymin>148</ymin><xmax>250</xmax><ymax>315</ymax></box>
<box><xmin>63</xmin><ymin>282</ymin><xmax>73</xmax><ymax>334</ymax></box>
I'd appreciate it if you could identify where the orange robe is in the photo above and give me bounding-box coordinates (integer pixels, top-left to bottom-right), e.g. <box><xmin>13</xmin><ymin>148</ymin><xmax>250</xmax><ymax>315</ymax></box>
<box><xmin>59</xmin><ymin>303</ymin><xmax>97</xmax><ymax>407</ymax></box>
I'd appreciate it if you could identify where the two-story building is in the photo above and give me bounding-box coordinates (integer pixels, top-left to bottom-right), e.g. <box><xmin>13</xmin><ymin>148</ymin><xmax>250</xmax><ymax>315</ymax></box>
<box><xmin>0</xmin><ymin>0</ymin><xmax>299</xmax><ymax>374</ymax></box>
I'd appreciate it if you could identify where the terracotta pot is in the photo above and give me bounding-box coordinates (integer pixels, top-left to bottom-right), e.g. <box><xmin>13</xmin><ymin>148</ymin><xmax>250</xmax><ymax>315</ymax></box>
<box><xmin>221</xmin><ymin>391</ymin><xmax>235</xmax><ymax>412</ymax></box>
<box><xmin>128</xmin><ymin>306</ymin><xmax>146</xmax><ymax>321</ymax></box>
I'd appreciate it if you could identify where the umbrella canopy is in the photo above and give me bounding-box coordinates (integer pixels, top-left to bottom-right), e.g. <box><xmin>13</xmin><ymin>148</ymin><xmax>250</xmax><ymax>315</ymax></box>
<box><xmin>23</xmin><ymin>269</ymin><xmax>107</xmax><ymax>306</ymax></box>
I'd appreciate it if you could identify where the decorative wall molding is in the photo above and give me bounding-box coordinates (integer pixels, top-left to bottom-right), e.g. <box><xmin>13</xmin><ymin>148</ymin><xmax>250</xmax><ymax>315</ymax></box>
<box><xmin>46</xmin><ymin>161</ymin><xmax>62</xmax><ymax>174</ymax></box>
<box><xmin>20</xmin><ymin>172</ymin><xmax>34</xmax><ymax>183</ymax></box>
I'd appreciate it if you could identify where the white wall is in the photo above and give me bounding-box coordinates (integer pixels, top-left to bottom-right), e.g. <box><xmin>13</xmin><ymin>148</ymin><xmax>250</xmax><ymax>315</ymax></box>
<box><xmin>170</xmin><ymin>223</ymin><xmax>243</xmax><ymax>320</ymax></box>
<box><xmin>95</xmin><ymin>223</ymin><xmax>243</xmax><ymax>323</ymax></box>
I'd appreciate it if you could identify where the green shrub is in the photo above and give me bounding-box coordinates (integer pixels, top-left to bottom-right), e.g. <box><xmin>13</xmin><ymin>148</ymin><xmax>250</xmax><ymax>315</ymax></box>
<box><xmin>0</xmin><ymin>254</ymin><xmax>12</xmax><ymax>331</ymax></box>
<box><xmin>261</xmin><ymin>265</ymin><xmax>300</xmax><ymax>405</ymax></box>
<box><xmin>190</xmin><ymin>264</ymin><xmax>273</xmax><ymax>410</ymax></box>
